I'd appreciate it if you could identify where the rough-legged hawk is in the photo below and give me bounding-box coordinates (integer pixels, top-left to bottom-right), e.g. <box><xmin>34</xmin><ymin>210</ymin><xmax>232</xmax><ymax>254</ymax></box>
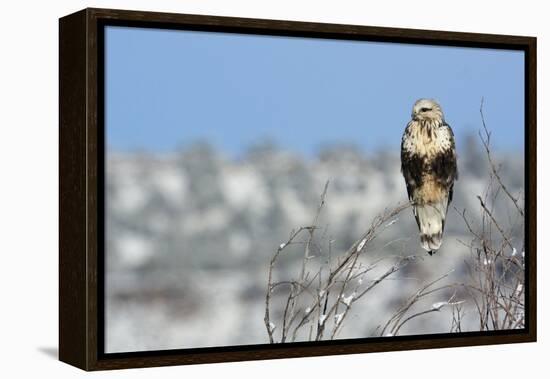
<box><xmin>401</xmin><ymin>99</ymin><xmax>458</xmax><ymax>255</ymax></box>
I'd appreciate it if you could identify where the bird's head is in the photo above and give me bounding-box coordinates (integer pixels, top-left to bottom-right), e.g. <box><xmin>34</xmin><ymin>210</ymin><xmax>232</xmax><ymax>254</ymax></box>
<box><xmin>411</xmin><ymin>99</ymin><xmax>444</xmax><ymax>122</ymax></box>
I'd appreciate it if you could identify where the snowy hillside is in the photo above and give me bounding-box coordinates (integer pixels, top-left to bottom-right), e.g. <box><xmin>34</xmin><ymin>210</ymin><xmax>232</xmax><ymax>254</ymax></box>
<box><xmin>105</xmin><ymin>141</ymin><xmax>524</xmax><ymax>352</ymax></box>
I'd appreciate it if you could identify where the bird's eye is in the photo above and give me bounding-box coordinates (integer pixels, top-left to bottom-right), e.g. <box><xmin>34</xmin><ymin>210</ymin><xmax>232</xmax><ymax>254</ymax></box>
<box><xmin>420</xmin><ymin>107</ymin><xmax>432</xmax><ymax>112</ymax></box>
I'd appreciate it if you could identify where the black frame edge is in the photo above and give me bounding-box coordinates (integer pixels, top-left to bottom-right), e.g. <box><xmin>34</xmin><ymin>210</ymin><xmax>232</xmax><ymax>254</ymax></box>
<box><xmin>526</xmin><ymin>36</ymin><xmax>537</xmax><ymax>342</ymax></box>
<box><xmin>59</xmin><ymin>9</ymin><xmax>89</xmax><ymax>371</ymax></box>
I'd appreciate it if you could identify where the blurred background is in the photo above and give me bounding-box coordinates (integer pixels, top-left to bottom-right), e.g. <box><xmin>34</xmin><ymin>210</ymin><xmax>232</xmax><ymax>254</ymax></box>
<box><xmin>104</xmin><ymin>26</ymin><xmax>525</xmax><ymax>352</ymax></box>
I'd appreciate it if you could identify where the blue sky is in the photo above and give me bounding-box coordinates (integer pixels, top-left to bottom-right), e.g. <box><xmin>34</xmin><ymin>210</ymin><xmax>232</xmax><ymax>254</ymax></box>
<box><xmin>105</xmin><ymin>26</ymin><xmax>525</xmax><ymax>157</ymax></box>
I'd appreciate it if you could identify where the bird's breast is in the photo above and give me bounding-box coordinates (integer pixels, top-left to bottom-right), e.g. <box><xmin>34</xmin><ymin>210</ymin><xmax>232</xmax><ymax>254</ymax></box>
<box><xmin>403</xmin><ymin>121</ymin><xmax>448</xmax><ymax>159</ymax></box>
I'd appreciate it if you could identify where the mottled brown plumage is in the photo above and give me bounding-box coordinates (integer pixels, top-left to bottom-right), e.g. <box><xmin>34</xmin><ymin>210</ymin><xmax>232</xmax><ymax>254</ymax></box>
<box><xmin>401</xmin><ymin>99</ymin><xmax>458</xmax><ymax>254</ymax></box>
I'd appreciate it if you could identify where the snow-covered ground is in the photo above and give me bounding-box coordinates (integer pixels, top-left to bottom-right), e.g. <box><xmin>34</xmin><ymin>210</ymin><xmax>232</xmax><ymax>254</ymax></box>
<box><xmin>105</xmin><ymin>142</ymin><xmax>524</xmax><ymax>352</ymax></box>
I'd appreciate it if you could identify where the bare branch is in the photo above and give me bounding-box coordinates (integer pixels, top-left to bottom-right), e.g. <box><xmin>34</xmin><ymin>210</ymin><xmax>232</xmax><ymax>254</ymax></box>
<box><xmin>479</xmin><ymin>98</ymin><xmax>524</xmax><ymax>217</ymax></box>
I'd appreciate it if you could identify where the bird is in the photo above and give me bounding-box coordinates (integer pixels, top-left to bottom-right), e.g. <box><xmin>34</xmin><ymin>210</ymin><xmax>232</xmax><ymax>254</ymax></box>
<box><xmin>400</xmin><ymin>99</ymin><xmax>458</xmax><ymax>255</ymax></box>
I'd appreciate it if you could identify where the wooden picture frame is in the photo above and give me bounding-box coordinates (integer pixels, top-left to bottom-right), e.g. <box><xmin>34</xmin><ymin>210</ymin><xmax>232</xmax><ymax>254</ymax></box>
<box><xmin>59</xmin><ymin>7</ymin><xmax>537</xmax><ymax>371</ymax></box>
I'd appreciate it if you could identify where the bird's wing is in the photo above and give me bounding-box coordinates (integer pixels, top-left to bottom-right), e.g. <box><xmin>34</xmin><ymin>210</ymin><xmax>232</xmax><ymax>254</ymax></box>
<box><xmin>432</xmin><ymin>122</ymin><xmax>458</xmax><ymax>188</ymax></box>
<box><xmin>431</xmin><ymin>122</ymin><xmax>458</xmax><ymax>223</ymax></box>
<box><xmin>401</xmin><ymin>123</ymin><xmax>422</xmax><ymax>202</ymax></box>
<box><xmin>400</xmin><ymin>124</ymin><xmax>423</xmax><ymax>229</ymax></box>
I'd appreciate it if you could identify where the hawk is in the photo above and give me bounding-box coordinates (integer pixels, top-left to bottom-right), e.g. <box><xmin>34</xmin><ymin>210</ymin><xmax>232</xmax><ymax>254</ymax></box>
<box><xmin>401</xmin><ymin>99</ymin><xmax>458</xmax><ymax>255</ymax></box>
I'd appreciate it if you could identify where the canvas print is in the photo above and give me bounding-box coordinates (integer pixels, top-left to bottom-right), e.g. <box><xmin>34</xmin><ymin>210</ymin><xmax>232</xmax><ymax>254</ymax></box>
<box><xmin>104</xmin><ymin>26</ymin><xmax>526</xmax><ymax>353</ymax></box>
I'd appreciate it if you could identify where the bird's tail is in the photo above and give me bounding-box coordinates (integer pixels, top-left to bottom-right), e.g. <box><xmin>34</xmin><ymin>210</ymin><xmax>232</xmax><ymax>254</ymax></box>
<box><xmin>415</xmin><ymin>198</ymin><xmax>448</xmax><ymax>255</ymax></box>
